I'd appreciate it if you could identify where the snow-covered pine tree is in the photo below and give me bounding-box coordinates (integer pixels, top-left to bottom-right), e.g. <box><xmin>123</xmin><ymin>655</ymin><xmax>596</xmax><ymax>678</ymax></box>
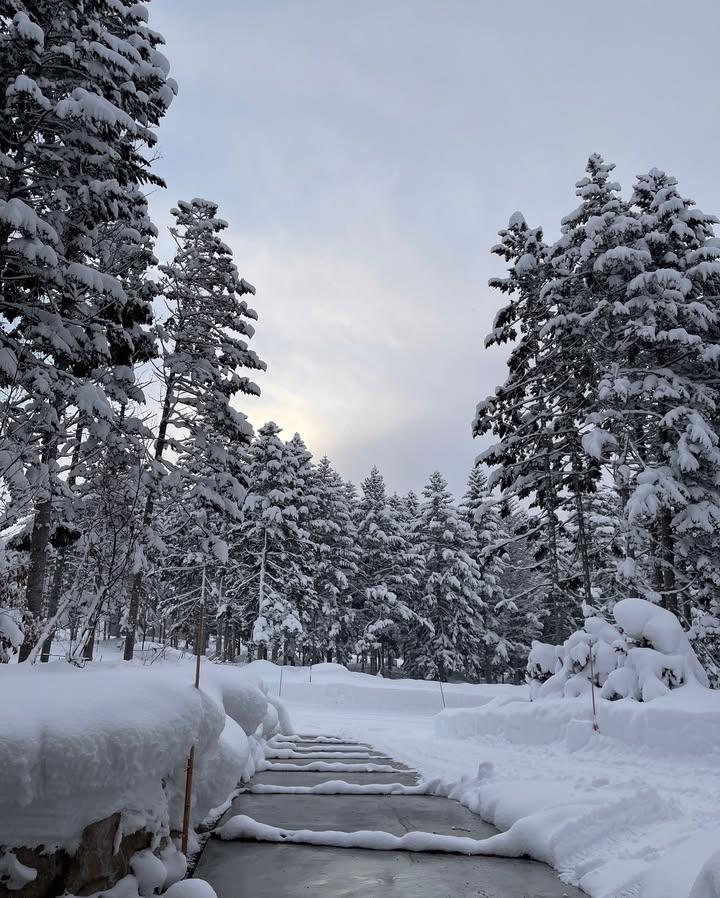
<box><xmin>308</xmin><ymin>456</ymin><xmax>359</xmax><ymax>663</ymax></box>
<box><xmin>36</xmin><ymin>196</ymin><xmax>161</xmax><ymax>662</ymax></box>
<box><xmin>493</xmin><ymin>500</ymin><xmax>545</xmax><ymax>680</ymax></box>
<box><xmin>123</xmin><ymin>198</ymin><xmax>264</xmax><ymax>660</ymax></box>
<box><xmin>234</xmin><ymin>422</ymin><xmax>312</xmax><ymax>660</ymax></box>
<box><xmin>592</xmin><ymin>169</ymin><xmax>720</xmax><ymax>618</ymax></box>
<box><xmin>404</xmin><ymin>490</ymin><xmax>420</xmax><ymax>522</ymax></box>
<box><xmin>459</xmin><ymin>465</ymin><xmax>512</xmax><ymax>679</ymax></box>
<box><xmin>404</xmin><ymin>471</ymin><xmax>487</xmax><ymax>682</ymax></box>
<box><xmin>281</xmin><ymin>432</ymin><xmax>319</xmax><ymax>662</ymax></box>
<box><xmin>539</xmin><ymin>155</ymin><xmax>627</xmax><ymax>606</ymax></box>
<box><xmin>475</xmin><ymin>212</ymin><xmax>582</xmax><ymax>640</ymax></box>
<box><xmin>0</xmin><ymin>0</ymin><xmax>176</xmax><ymax>659</ymax></box>
<box><xmin>354</xmin><ymin>466</ymin><xmax>422</xmax><ymax>674</ymax></box>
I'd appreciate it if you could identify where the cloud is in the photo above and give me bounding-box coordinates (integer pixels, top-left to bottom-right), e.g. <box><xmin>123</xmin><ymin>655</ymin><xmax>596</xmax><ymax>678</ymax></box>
<box><xmin>147</xmin><ymin>0</ymin><xmax>720</xmax><ymax>497</ymax></box>
<box><xmin>228</xmin><ymin>226</ymin><xmax>505</xmax><ymax>495</ymax></box>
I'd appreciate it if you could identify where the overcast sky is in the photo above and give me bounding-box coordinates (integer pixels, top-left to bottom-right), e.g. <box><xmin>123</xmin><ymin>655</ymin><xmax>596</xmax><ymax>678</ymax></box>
<box><xmin>148</xmin><ymin>0</ymin><xmax>720</xmax><ymax>497</ymax></box>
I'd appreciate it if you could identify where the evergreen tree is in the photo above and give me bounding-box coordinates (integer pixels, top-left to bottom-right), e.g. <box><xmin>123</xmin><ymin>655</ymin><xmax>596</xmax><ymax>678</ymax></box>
<box><xmin>460</xmin><ymin>465</ymin><xmax>512</xmax><ymax>679</ymax></box>
<box><xmin>282</xmin><ymin>432</ymin><xmax>319</xmax><ymax>661</ymax></box>
<box><xmin>355</xmin><ymin>466</ymin><xmax>422</xmax><ymax>673</ymax></box>
<box><xmin>236</xmin><ymin>423</ymin><xmax>312</xmax><ymax>660</ymax></box>
<box><xmin>123</xmin><ymin>198</ymin><xmax>264</xmax><ymax>659</ymax></box>
<box><xmin>475</xmin><ymin>211</ymin><xmax>582</xmax><ymax>640</ymax></box>
<box><xmin>0</xmin><ymin>0</ymin><xmax>176</xmax><ymax>659</ymax></box>
<box><xmin>405</xmin><ymin>472</ymin><xmax>487</xmax><ymax>681</ymax></box>
<box><xmin>308</xmin><ymin>456</ymin><xmax>359</xmax><ymax>663</ymax></box>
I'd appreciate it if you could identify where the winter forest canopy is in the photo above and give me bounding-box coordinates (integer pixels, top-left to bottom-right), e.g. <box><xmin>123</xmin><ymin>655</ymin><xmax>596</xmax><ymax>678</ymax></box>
<box><xmin>1</xmin><ymin>1</ymin><xmax>720</xmax><ymax>689</ymax></box>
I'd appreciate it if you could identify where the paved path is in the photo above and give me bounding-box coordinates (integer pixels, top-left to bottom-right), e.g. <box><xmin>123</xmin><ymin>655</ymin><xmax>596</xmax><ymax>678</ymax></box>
<box><xmin>194</xmin><ymin>735</ymin><xmax>585</xmax><ymax>898</ymax></box>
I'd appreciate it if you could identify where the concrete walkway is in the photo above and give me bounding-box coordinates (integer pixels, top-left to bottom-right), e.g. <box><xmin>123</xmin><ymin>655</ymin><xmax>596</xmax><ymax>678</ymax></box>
<box><xmin>194</xmin><ymin>735</ymin><xmax>586</xmax><ymax>898</ymax></box>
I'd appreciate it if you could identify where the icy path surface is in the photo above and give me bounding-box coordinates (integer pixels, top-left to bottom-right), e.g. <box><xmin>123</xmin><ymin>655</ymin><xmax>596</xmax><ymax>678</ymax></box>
<box><xmin>290</xmin><ymin>701</ymin><xmax>720</xmax><ymax>898</ymax></box>
<box><xmin>195</xmin><ymin>733</ymin><xmax>584</xmax><ymax>898</ymax></box>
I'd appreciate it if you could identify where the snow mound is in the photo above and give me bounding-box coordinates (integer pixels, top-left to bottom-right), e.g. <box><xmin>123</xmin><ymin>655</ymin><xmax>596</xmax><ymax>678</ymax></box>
<box><xmin>436</xmin><ymin>687</ymin><xmax>720</xmax><ymax>756</ymax></box>
<box><xmin>0</xmin><ymin>659</ymin><xmax>290</xmax><ymax>852</ymax></box>
<box><xmin>242</xmin><ymin>659</ymin><xmax>520</xmax><ymax>713</ymax></box>
<box><xmin>164</xmin><ymin>880</ymin><xmax>218</xmax><ymax>898</ymax></box>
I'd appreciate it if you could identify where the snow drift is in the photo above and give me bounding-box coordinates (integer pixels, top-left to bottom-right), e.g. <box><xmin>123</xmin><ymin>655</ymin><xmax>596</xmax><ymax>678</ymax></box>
<box><xmin>0</xmin><ymin>658</ymin><xmax>292</xmax><ymax>882</ymax></box>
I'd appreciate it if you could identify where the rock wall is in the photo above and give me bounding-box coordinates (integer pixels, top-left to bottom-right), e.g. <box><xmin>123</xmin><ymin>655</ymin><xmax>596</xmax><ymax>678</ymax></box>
<box><xmin>1</xmin><ymin>813</ymin><xmax>154</xmax><ymax>898</ymax></box>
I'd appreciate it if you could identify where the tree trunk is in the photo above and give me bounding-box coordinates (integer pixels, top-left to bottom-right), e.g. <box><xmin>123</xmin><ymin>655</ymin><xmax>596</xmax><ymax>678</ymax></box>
<box><xmin>572</xmin><ymin>467</ymin><xmax>593</xmax><ymax>606</ymax></box>
<box><xmin>82</xmin><ymin>626</ymin><xmax>95</xmax><ymax>661</ymax></box>
<box><xmin>256</xmin><ymin>529</ymin><xmax>268</xmax><ymax>644</ymax></box>
<box><xmin>124</xmin><ymin>380</ymin><xmax>174</xmax><ymax>661</ymax></box>
<box><xmin>18</xmin><ymin>494</ymin><xmax>53</xmax><ymax>662</ymax></box>
<box><xmin>543</xmin><ymin>447</ymin><xmax>563</xmax><ymax>642</ymax></box>
<box><xmin>109</xmin><ymin>606</ymin><xmax>121</xmax><ymax>638</ymax></box>
<box><xmin>617</xmin><ymin>478</ymin><xmax>638</xmax><ymax>594</ymax></box>
<box><xmin>40</xmin><ymin>548</ymin><xmax>66</xmax><ymax>662</ymax></box>
<box><xmin>39</xmin><ymin>421</ymin><xmax>85</xmax><ymax>662</ymax></box>
<box><xmin>659</xmin><ymin>509</ymin><xmax>677</xmax><ymax>613</ymax></box>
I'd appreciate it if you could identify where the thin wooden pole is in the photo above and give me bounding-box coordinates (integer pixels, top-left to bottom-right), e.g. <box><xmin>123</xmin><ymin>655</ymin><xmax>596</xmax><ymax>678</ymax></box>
<box><xmin>588</xmin><ymin>638</ymin><xmax>599</xmax><ymax>732</ymax></box>
<box><xmin>438</xmin><ymin>676</ymin><xmax>446</xmax><ymax>709</ymax></box>
<box><xmin>180</xmin><ymin>746</ymin><xmax>195</xmax><ymax>855</ymax></box>
<box><xmin>181</xmin><ymin>568</ymin><xmax>205</xmax><ymax>855</ymax></box>
<box><xmin>194</xmin><ymin>597</ymin><xmax>204</xmax><ymax>689</ymax></box>
<box><xmin>279</xmin><ymin>663</ymin><xmax>284</xmax><ymax>698</ymax></box>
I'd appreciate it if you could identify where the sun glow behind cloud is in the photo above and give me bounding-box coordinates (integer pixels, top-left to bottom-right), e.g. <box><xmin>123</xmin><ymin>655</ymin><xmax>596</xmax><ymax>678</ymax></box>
<box><xmin>229</xmin><ymin>229</ymin><xmax>498</xmax><ymax>493</ymax></box>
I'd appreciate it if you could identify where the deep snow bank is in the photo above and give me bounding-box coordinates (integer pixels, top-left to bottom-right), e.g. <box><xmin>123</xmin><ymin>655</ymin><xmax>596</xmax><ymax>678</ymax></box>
<box><xmin>433</xmin><ymin>685</ymin><xmax>720</xmax><ymax>897</ymax></box>
<box><xmin>244</xmin><ymin>660</ymin><xmax>523</xmax><ymax>713</ymax></box>
<box><xmin>436</xmin><ymin>685</ymin><xmax>720</xmax><ymax>756</ymax></box>
<box><xmin>0</xmin><ymin>658</ymin><xmax>292</xmax><ymax>880</ymax></box>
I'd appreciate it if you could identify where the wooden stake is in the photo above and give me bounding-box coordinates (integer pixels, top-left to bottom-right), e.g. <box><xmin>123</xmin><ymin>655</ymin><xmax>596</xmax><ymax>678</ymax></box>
<box><xmin>588</xmin><ymin>637</ymin><xmax>599</xmax><ymax>732</ymax></box>
<box><xmin>180</xmin><ymin>745</ymin><xmax>195</xmax><ymax>856</ymax></box>
<box><xmin>181</xmin><ymin>568</ymin><xmax>205</xmax><ymax>855</ymax></box>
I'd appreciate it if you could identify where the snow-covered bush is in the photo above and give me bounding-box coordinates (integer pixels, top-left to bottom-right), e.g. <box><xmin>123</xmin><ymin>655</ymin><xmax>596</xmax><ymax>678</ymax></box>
<box><xmin>527</xmin><ymin>598</ymin><xmax>709</xmax><ymax>702</ymax></box>
<box><xmin>0</xmin><ymin>608</ymin><xmax>22</xmax><ymax>662</ymax></box>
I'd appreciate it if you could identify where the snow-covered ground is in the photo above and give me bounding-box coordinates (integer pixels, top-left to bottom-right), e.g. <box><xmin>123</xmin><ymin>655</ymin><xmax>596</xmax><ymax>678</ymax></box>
<box><xmin>274</xmin><ymin>662</ymin><xmax>720</xmax><ymax>898</ymax></box>
<box><xmin>4</xmin><ymin>649</ymin><xmax>720</xmax><ymax>898</ymax></box>
<box><xmin>1</xmin><ymin>644</ymin><xmax>291</xmax><ymax>896</ymax></box>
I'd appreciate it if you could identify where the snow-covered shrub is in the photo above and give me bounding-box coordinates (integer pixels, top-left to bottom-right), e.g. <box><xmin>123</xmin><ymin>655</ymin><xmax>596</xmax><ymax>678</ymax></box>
<box><xmin>526</xmin><ymin>641</ymin><xmax>557</xmax><ymax>697</ymax></box>
<box><xmin>687</xmin><ymin>610</ymin><xmax>720</xmax><ymax>688</ymax></box>
<box><xmin>527</xmin><ymin>598</ymin><xmax>709</xmax><ymax>702</ymax></box>
<box><xmin>0</xmin><ymin>608</ymin><xmax>22</xmax><ymax>662</ymax></box>
<box><xmin>202</xmin><ymin>667</ymin><xmax>268</xmax><ymax>736</ymax></box>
